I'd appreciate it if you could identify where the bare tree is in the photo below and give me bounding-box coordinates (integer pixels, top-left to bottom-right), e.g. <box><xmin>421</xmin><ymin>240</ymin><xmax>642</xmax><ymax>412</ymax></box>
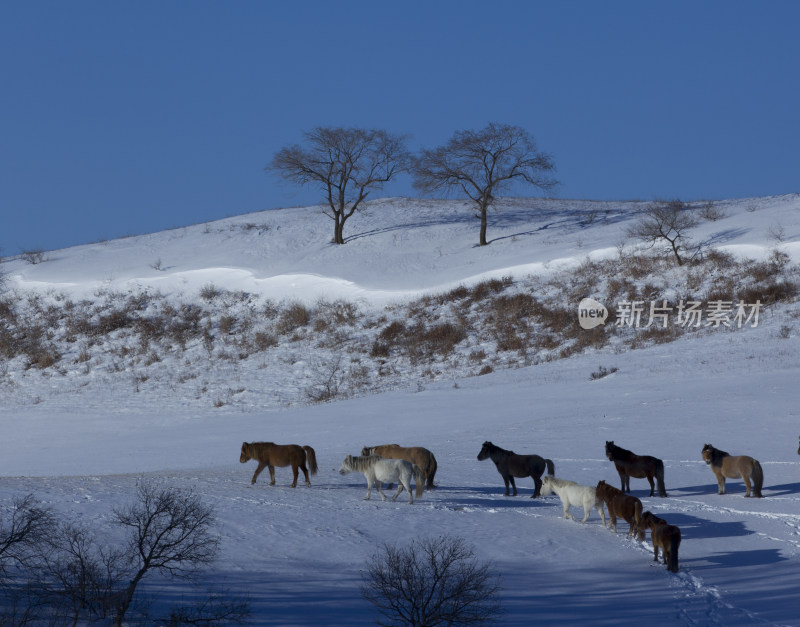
<box><xmin>0</xmin><ymin>494</ymin><xmax>54</xmax><ymax>578</ymax></box>
<box><xmin>42</xmin><ymin>522</ymin><xmax>126</xmax><ymax>625</ymax></box>
<box><xmin>361</xmin><ymin>535</ymin><xmax>503</xmax><ymax>627</ymax></box>
<box><xmin>413</xmin><ymin>123</ymin><xmax>557</xmax><ymax>246</ymax></box>
<box><xmin>0</xmin><ymin>495</ymin><xmax>56</xmax><ymax>625</ymax></box>
<box><xmin>269</xmin><ymin>127</ymin><xmax>409</xmax><ymax>244</ymax></box>
<box><xmin>626</xmin><ymin>199</ymin><xmax>699</xmax><ymax>265</ymax></box>
<box><xmin>111</xmin><ymin>482</ymin><xmax>220</xmax><ymax>627</ymax></box>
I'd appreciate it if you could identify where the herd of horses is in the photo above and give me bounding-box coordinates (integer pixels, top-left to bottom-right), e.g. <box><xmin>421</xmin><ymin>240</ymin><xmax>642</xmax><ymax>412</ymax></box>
<box><xmin>239</xmin><ymin>437</ymin><xmax>773</xmax><ymax>574</ymax></box>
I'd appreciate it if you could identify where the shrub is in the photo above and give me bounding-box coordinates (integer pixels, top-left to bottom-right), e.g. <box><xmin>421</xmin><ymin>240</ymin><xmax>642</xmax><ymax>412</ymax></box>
<box><xmin>590</xmin><ymin>365</ymin><xmax>618</xmax><ymax>380</ymax></box>
<box><xmin>362</xmin><ymin>535</ymin><xmax>502</xmax><ymax>627</ymax></box>
<box><xmin>277</xmin><ymin>303</ymin><xmax>310</xmax><ymax>334</ymax></box>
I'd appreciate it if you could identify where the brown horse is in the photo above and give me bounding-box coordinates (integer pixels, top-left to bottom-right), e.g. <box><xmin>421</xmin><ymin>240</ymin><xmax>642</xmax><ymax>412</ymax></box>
<box><xmin>701</xmin><ymin>443</ymin><xmax>763</xmax><ymax>498</ymax></box>
<box><xmin>477</xmin><ymin>441</ymin><xmax>554</xmax><ymax>498</ymax></box>
<box><xmin>596</xmin><ymin>480</ymin><xmax>644</xmax><ymax>539</ymax></box>
<box><xmin>240</xmin><ymin>442</ymin><xmax>318</xmax><ymax>487</ymax></box>
<box><xmin>640</xmin><ymin>511</ymin><xmax>681</xmax><ymax>572</ymax></box>
<box><xmin>361</xmin><ymin>444</ymin><xmax>438</xmax><ymax>490</ymax></box>
<box><xmin>605</xmin><ymin>441</ymin><xmax>667</xmax><ymax>497</ymax></box>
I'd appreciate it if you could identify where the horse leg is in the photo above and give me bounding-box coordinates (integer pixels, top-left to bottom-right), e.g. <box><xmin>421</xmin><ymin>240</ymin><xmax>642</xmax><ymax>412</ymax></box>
<box><xmin>562</xmin><ymin>497</ymin><xmax>573</xmax><ymax>520</ymax></box>
<box><xmin>375</xmin><ymin>478</ymin><xmax>387</xmax><ymax>501</ymax></box>
<box><xmin>715</xmin><ymin>472</ymin><xmax>726</xmax><ymax>495</ymax></box>
<box><xmin>364</xmin><ymin>476</ymin><xmax>372</xmax><ymax>500</ymax></box>
<box><xmin>290</xmin><ymin>464</ymin><xmax>299</xmax><ymax>488</ymax></box>
<box><xmin>299</xmin><ymin>463</ymin><xmax>311</xmax><ymax>487</ymax></box>
<box><xmin>268</xmin><ymin>465</ymin><xmax>276</xmax><ymax>486</ymax></box>
<box><xmin>251</xmin><ymin>462</ymin><xmax>267</xmax><ymax>485</ymax></box>
<box><xmin>580</xmin><ymin>497</ymin><xmax>591</xmax><ymax>523</ymax></box>
<box><xmin>596</xmin><ymin>501</ymin><xmax>606</xmax><ymax>527</ymax></box>
<box><xmin>390</xmin><ymin>484</ymin><xmax>402</xmax><ymax>502</ymax></box>
<box><xmin>742</xmin><ymin>472</ymin><xmax>752</xmax><ymax>497</ymax></box>
<box><xmin>653</xmin><ymin>542</ymin><xmax>660</xmax><ymax>563</ymax></box>
<box><xmin>503</xmin><ymin>474</ymin><xmax>515</xmax><ymax>496</ymax></box>
<box><xmin>532</xmin><ymin>475</ymin><xmax>542</xmax><ymax>499</ymax></box>
<box><xmin>647</xmin><ymin>474</ymin><xmax>655</xmax><ymax>498</ymax></box>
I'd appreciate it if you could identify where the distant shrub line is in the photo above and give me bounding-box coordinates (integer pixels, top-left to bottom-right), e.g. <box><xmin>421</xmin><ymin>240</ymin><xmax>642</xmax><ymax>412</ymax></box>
<box><xmin>0</xmin><ymin>249</ymin><xmax>797</xmax><ymax>406</ymax></box>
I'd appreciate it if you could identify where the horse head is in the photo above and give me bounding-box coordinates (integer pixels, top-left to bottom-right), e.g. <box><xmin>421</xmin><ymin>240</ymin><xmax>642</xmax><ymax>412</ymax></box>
<box><xmin>338</xmin><ymin>455</ymin><xmax>354</xmax><ymax>474</ymax></box>
<box><xmin>239</xmin><ymin>442</ymin><xmax>250</xmax><ymax>463</ymax></box>
<box><xmin>605</xmin><ymin>441</ymin><xmax>615</xmax><ymax>461</ymax></box>
<box><xmin>477</xmin><ymin>441</ymin><xmax>493</xmax><ymax>461</ymax></box>
<box><xmin>701</xmin><ymin>444</ymin><xmax>713</xmax><ymax>464</ymax></box>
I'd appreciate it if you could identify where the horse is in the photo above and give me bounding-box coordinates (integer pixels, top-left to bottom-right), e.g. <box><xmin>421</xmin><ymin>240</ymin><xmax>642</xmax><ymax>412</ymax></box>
<box><xmin>640</xmin><ymin>511</ymin><xmax>681</xmax><ymax>572</ymax></box>
<box><xmin>361</xmin><ymin>444</ymin><xmax>438</xmax><ymax>490</ymax></box>
<box><xmin>540</xmin><ymin>476</ymin><xmax>606</xmax><ymax>525</ymax></box>
<box><xmin>595</xmin><ymin>480</ymin><xmax>644</xmax><ymax>539</ymax></box>
<box><xmin>338</xmin><ymin>455</ymin><xmax>424</xmax><ymax>504</ymax></box>
<box><xmin>701</xmin><ymin>443</ymin><xmax>764</xmax><ymax>498</ymax></box>
<box><xmin>477</xmin><ymin>441</ymin><xmax>555</xmax><ymax>498</ymax></box>
<box><xmin>605</xmin><ymin>441</ymin><xmax>667</xmax><ymax>497</ymax></box>
<box><xmin>239</xmin><ymin>442</ymin><xmax>318</xmax><ymax>487</ymax></box>
<box><xmin>797</xmin><ymin>436</ymin><xmax>799</xmax><ymax>455</ymax></box>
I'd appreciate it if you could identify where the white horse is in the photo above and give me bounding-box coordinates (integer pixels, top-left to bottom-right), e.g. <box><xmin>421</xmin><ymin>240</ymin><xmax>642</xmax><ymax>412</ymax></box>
<box><xmin>541</xmin><ymin>476</ymin><xmax>606</xmax><ymax>525</ymax></box>
<box><xmin>338</xmin><ymin>455</ymin><xmax>424</xmax><ymax>504</ymax></box>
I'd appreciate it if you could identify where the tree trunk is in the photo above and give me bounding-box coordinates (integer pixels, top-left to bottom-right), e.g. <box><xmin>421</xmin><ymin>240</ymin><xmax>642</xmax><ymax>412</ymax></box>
<box><xmin>334</xmin><ymin>213</ymin><xmax>345</xmax><ymax>244</ymax></box>
<box><xmin>114</xmin><ymin>572</ymin><xmax>144</xmax><ymax>627</ymax></box>
<box><xmin>479</xmin><ymin>202</ymin><xmax>489</xmax><ymax>246</ymax></box>
<box><xmin>669</xmin><ymin>239</ymin><xmax>684</xmax><ymax>265</ymax></box>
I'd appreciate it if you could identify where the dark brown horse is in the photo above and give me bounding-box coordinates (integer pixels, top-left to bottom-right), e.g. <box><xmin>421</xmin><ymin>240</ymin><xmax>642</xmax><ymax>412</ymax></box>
<box><xmin>702</xmin><ymin>443</ymin><xmax>763</xmax><ymax>498</ymax></box>
<box><xmin>240</xmin><ymin>442</ymin><xmax>319</xmax><ymax>487</ymax></box>
<box><xmin>605</xmin><ymin>441</ymin><xmax>667</xmax><ymax>497</ymax></box>
<box><xmin>477</xmin><ymin>441</ymin><xmax>554</xmax><ymax>498</ymax></box>
<box><xmin>640</xmin><ymin>511</ymin><xmax>681</xmax><ymax>572</ymax></box>
<box><xmin>596</xmin><ymin>480</ymin><xmax>644</xmax><ymax>539</ymax></box>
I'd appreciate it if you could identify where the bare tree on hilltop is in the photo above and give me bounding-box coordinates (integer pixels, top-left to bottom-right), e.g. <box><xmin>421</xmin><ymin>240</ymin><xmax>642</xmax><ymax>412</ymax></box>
<box><xmin>269</xmin><ymin>127</ymin><xmax>410</xmax><ymax>244</ymax></box>
<box><xmin>626</xmin><ymin>199</ymin><xmax>700</xmax><ymax>266</ymax></box>
<box><xmin>412</xmin><ymin>123</ymin><xmax>558</xmax><ymax>246</ymax></box>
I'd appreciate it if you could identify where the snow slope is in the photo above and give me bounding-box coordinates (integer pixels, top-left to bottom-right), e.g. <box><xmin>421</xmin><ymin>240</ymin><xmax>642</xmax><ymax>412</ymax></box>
<box><xmin>1</xmin><ymin>195</ymin><xmax>799</xmax><ymax>625</ymax></box>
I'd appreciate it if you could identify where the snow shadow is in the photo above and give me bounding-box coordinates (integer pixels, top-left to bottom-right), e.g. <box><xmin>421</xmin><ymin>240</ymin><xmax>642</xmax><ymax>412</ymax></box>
<box><xmin>660</xmin><ymin>512</ymin><xmax>754</xmax><ymax>540</ymax></box>
<box><xmin>683</xmin><ymin>547</ymin><xmax>787</xmax><ymax>570</ymax></box>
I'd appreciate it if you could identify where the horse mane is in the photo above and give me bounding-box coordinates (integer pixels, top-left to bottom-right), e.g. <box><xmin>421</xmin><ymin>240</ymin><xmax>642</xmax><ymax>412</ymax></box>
<box><xmin>242</xmin><ymin>441</ymin><xmax>275</xmax><ymax>460</ymax></box>
<box><xmin>642</xmin><ymin>511</ymin><xmax>667</xmax><ymax>527</ymax></box>
<box><xmin>483</xmin><ymin>441</ymin><xmax>514</xmax><ymax>455</ymax></box>
<box><xmin>703</xmin><ymin>443</ymin><xmax>729</xmax><ymax>465</ymax></box>
<box><xmin>544</xmin><ymin>476</ymin><xmax>576</xmax><ymax>488</ymax></box>
<box><xmin>606</xmin><ymin>441</ymin><xmax>633</xmax><ymax>459</ymax></box>
<box><xmin>345</xmin><ymin>454</ymin><xmax>381</xmax><ymax>472</ymax></box>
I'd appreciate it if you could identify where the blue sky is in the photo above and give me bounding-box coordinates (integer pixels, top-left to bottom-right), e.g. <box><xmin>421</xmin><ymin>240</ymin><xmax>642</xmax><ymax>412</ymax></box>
<box><xmin>1</xmin><ymin>1</ymin><xmax>798</xmax><ymax>255</ymax></box>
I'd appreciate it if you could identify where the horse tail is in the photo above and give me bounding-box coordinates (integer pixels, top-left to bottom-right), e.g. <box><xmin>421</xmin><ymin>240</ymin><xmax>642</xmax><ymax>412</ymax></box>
<box><xmin>426</xmin><ymin>455</ymin><xmax>438</xmax><ymax>490</ymax></box>
<box><xmin>304</xmin><ymin>446</ymin><xmax>319</xmax><ymax>476</ymax></box>
<box><xmin>634</xmin><ymin>500</ymin><xmax>644</xmax><ymax>540</ymax></box>
<box><xmin>411</xmin><ymin>464</ymin><xmax>424</xmax><ymax>498</ymax></box>
<box><xmin>752</xmin><ymin>459</ymin><xmax>764</xmax><ymax>498</ymax></box>
<box><xmin>669</xmin><ymin>529</ymin><xmax>681</xmax><ymax>573</ymax></box>
<box><xmin>656</xmin><ymin>458</ymin><xmax>668</xmax><ymax>497</ymax></box>
<box><xmin>545</xmin><ymin>458</ymin><xmax>555</xmax><ymax>476</ymax></box>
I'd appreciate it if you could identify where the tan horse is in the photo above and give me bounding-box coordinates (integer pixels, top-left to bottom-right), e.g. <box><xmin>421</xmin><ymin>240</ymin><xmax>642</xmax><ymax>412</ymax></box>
<box><xmin>240</xmin><ymin>442</ymin><xmax>318</xmax><ymax>487</ymax></box>
<box><xmin>701</xmin><ymin>443</ymin><xmax>763</xmax><ymax>498</ymax></box>
<box><xmin>640</xmin><ymin>511</ymin><xmax>681</xmax><ymax>573</ymax></box>
<box><xmin>361</xmin><ymin>444</ymin><xmax>438</xmax><ymax>490</ymax></box>
<box><xmin>596</xmin><ymin>480</ymin><xmax>643</xmax><ymax>539</ymax></box>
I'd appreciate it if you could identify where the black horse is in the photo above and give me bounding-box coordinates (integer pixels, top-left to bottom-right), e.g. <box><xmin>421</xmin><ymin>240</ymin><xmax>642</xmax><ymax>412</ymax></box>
<box><xmin>605</xmin><ymin>441</ymin><xmax>667</xmax><ymax>497</ymax></box>
<box><xmin>477</xmin><ymin>441</ymin><xmax>555</xmax><ymax>498</ymax></box>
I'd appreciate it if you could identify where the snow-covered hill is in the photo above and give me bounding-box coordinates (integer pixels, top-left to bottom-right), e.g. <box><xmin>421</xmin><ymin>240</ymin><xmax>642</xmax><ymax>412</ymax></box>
<box><xmin>1</xmin><ymin>195</ymin><xmax>799</xmax><ymax>625</ymax></box>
